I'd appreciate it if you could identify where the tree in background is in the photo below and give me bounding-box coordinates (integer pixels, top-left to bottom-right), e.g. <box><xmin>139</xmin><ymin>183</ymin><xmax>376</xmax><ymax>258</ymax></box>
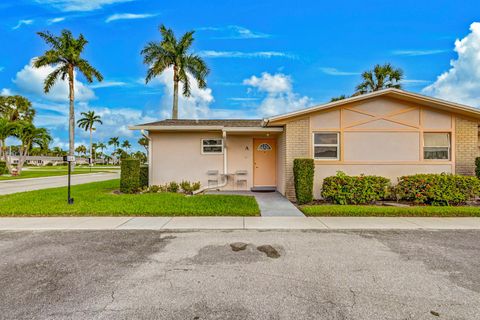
<box><xmin>77</xmin><ymin>110</ymin><xmax>102</xmax><ymax>165</ymax></box>
<box><xmin>14</xmin><ymin>122</ymin><xmax>52</xmax><ymax>174</ymax></box>
<box><xmin>354</xmin><ymin>63</ymin><xmax>403</xmax><ymax>95</ymax></box>
<box><xmin>330</xmin><ymin>95</ymin><xmax>346</xmax><ymax>102</ymax></box>
<box><xmin>138</xmin><ymin>136</ymin><xmax>148</xmax><ymax>153</ymax></box>
<box><xmin>141</xmin><ymin>25</ymin><xmax>209</xmax><ymax>119</ymax></box>
<box><xmin>0</xmin><ymin>95</ymin><xmax>35</xmax><ymax>122</ymax></box>
<box><xmin>34</xmin><ymin>29</ymin><xmax>103</xmax><ymax>158</ymax></box>
<box><xmin>121</xmin><ymin>140</ymin><xmax>131</xmax><ymax>153</ymax></box>
<box><xmin>75</xmin><ymin>145</ymin><xmax>87</xmax><ymax>157</ymax></box>
<box><xmin>108</xmin><ymin>137</ymin><xmax>120</xmax><ymax>164</ymax></box>
<box><xmin>0</xmin><ymin>118</ymin><xmax>17</xmax><ymax>172</ymax></box>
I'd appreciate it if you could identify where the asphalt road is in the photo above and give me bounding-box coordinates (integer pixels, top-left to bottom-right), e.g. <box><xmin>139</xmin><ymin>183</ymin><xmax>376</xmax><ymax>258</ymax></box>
<box><xmin>0</xmin><ymin>172</ymin><xmax>119</xmax><ymax>195</ymax></box>
<box><xmin>0</xmin><ymin>230</ymin><xmax>479</xmax><ymax>319</ymax></box>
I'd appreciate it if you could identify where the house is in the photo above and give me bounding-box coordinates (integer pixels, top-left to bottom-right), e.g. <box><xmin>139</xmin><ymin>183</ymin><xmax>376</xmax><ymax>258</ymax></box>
<box><xmin>130</xmin><ymin>89</ymin><xmax>480</xmax><ymax>200</ymax></box>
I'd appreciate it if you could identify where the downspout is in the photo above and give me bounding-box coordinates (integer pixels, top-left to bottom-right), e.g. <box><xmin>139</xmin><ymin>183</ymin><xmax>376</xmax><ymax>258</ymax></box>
<box><xmin>193</xmin><ymin>129</ymin><xmax>228</xmax><ymax>194</ymax></box>
<box><xmin>141</xmin><ymin>129</ymin><xmax>152</xmax><ymax>186</ymax></box>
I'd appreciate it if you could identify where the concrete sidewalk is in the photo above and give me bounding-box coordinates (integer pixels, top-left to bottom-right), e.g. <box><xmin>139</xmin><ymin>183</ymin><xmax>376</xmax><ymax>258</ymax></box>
<box><xmin>1</xmin><ymin>216</ymin><xmax>480</xmax><ymax>230</ymax></box>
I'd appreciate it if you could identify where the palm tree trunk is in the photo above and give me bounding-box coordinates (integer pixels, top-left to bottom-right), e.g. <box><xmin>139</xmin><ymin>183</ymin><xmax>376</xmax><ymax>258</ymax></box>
<box><xmin>172</xmin><ymin>66</ymin><xmax>179</xmax><ymax>119</ymax></box>
<box><xmin>89</xmin><ymin>127</ymin><xmax>93</xmax><ymax>166</ymax></box>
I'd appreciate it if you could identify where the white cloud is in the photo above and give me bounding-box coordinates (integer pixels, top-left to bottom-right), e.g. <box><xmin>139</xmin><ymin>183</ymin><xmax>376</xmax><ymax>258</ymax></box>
<box><xmin>423</xmin><ymin>22</ymin><xmax>480</xmax><ymax>107</ymax></box>
<box><xmin>198</xmin><ymin>25</ymin><xmax>271</xmax><ymax>39</ymax></box>
<box><xmin>47</xmin><ymin>17</ymin><xmax>66</xmax><ymax>24</ymax></box>
<box><xmin>243</xmin><ymin>72</ymin><xmax>312</xmax><ymax>116</ymax></box>
<box><xmin>13</xmin><ymin>19</ymin><xmax>34</xmax><ymax>30</ymax></box>
<box><xmin>105</xmin><ymin>13</ymin><xmax>157</xmax><ymax>23</ymax></box>
<box><xmin>12</xmin><ymin>59</ymin><xmax>96</xmax><ymax>102</ymax></box>
<box><xmin>198</xmin><ymin>50</ymin><xmax>294</xmax><ymax>59</ymax></box>
<box><xmin>35</xmin><ymin>0</ymin><xmax>133</xmax><ymax>12</ymax></box>
<box><xmin>320</xmin><ymin>67</ymin><xmax>359</xmax><ymax>76</ymax></box>
<box><xmin>90</xmin><ymin>81</ymin><xmax>127</xmax><ymax>88</ymax></box>
<box><xmin>392</xmin><ymin>49</ymin><xmax>446</xmax><ymax>56</ymax></box>
<box><xmin>1</xmin><ymin>88</ymin><xmax>13</xmax><ymax>96</ymax></box>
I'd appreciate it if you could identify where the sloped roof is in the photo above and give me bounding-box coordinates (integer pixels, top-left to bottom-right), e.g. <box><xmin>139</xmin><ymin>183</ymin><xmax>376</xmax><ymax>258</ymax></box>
<box><xmin>263</xmin><ymin>88</ymin><xmax>480</xmax><ymax>124</ymax></box>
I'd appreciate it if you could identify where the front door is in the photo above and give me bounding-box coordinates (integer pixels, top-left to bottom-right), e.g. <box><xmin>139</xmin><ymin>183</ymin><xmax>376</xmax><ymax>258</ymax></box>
<box><xmin>253</xmin><ymin>138</ymin><xmax>276</xmax><ymax>187</ymax></box>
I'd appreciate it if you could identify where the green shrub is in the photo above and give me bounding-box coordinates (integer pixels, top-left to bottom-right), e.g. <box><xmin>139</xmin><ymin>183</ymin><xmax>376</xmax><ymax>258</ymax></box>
<box><xmin>167</xmin><ymin>181</ymin><xmax>179</xmax><ymax>193</ymax></box>
<box><xmin>147</xmin><ymin>185</ymin><xmax>161</xmax><ymax>193</ymax></box>
<box><xmin>192</xmin><ymin>181</ymin><xmax>201</xmax><ymax>192</ymax></box>
<box><xmin>140</xmin><ymin>165</ymin><xmax>149</xmax><ymax>188</ymax></box>
<box><xmin>0</xmin><ymin>160</ymin><xmax>7</xmax><ymax>175</ymax></box>
<box><xmin>293</xmin><ymin>158</ymin><xmax>315</xmax><ymax>204</ymax></box>
<box><xmin>45</xmin><ymin>162</ymin><xmax>53</xmax><ymax>167</ymax></box>
<box><xmin>120</xmin><ymin>159</ymin><xmax>140</xmax><ymax>194</ymax></box>
<box><xmin>395</xmin><ymin>173</ymin><xmax>480</xmax><ymax>206</ymax></box>
<box><xmin>476</xmin><ymin>157</ymin><xmax>480</xmax><ymax>179</ymax></box>
<box><xmin>321</xmin><ymin>171</ymin><xmax>391</xmax><ymax>205</ymax></box>
<box><xmin>180</xmin><ymin>181</ymin><xmax>192</xmax><ymax>194</ymax></box>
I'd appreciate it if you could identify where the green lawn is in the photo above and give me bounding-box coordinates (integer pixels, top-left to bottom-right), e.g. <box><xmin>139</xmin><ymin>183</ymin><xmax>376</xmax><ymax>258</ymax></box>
<box><xmin>0</xmin><ymin>179</ymin><xmax>259</xmax><ymax>216</ymax></box>
<box><xmin>0</xmin><ymin>166</ymin><xmax>119</xmax><ymax>180</ymax></box>
<box><xmin>301</xmin><ymin>204</ymin><xmax>480</xmax><ymax>217</ymax></box>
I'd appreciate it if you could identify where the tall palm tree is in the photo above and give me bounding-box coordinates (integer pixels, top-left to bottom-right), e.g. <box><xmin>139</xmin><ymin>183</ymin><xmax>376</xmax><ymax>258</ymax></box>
<box><xmin>108</xmin><ymin>137</ymin><xmax>119</xmax><ymax>164</ymax></box>
<box><xmin>77</xmin><ymin>110</ymin><xmax>102</xmax><ymax>165</ymax></box>
<box><xmin>121</xmin><ymin>140</ymin><xmax>131</xmax><ymax>153</ymax></box>
<box><xmin>14</xmin><ymin>122</ymin><xmax>52</xmax><ymax>174</ymax></box>
<box><xmin>141</xmin><ymin>25</ymin><xmax>209</xmax><ymax>119</ymax></box>
<box><xmin>75</xmin><ymin>145</ymin><xmax>87</xmax><ymax>157</ymax></box>
<box><xmin>138</xmin><ymin>136</ymin><xmax>148</xmax><ymax>153</ymax></box>
<box><xmin>98</xmin><ymin>142</ymin><xmax>106</xmax><ymax>154</ymax></box>
<box><xmin>355</xmin><ymin>63</ymin><xmax>403</xmax><ymax>95</ymax></box>
<box><xmin>0</xmin><ymin>95</ymin><xmax>35</xmax><ymax>122</ymax></box>
<box><xmin>34</xmin><ymin>29</ymin><xmax>103</xmax><ymax>158</ymax></box>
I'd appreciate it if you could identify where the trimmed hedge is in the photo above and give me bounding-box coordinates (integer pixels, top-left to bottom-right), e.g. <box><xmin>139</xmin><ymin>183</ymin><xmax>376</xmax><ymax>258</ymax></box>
<box><xmin>140</xmin><ymin>165</ymin><xmax>149</xmax><ymax>188</ymax></box>
<box><xmin>321</xmin><ymin>171</ymin><xmax>390</xmax><ymax>205</ymax></box>
<box><xmin>476</xmin><ymin>157</ymin><xmax>480</xmax><ymax>179</ymax></box>
<box><xmin>0</xmin><ymin>160</ymin><xmax>7</xmax><ymax>175</ymax></box>
<box><xmin>395</xmin><ymin>173</ymin><xmax>480</xmax><ymax>206</ymax></box>
<box><xmin>293</xmin><ymin>158</ymin><xmax>314</xmax><ymax>204</ymax></box>
<box><xmin>120</xmin><ymin>159</ymin><xmax>140</xmax><ymax>194</ymax></box>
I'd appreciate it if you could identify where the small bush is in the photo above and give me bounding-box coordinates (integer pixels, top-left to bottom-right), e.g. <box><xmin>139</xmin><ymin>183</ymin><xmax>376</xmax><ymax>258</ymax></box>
<box><xmin>45</xmin><ymin>162</ymin><xmax>53</xmax><ymax>167</ymax></box>
<box><xmin>0</xmin><ymin>160</ymin><xmax>7</xmax><ymax>175</ymax></box>
<box><xmin>321</xmin><ymin>171</ymin><xmax>391</xmax><ymax>205</ymax></box>
<box><xmin>395</xmin><ymin>173</ymin><xmax>480</xmax><ymax>206</ymax></box>
<box><xmin>293</xmin><ymin>158</ymin><xmax>315</xmax><ymax>204</ymax></box>
<box><xmin>140</xmin><ymin>165</ymin><xmax>149</xmax><ymax>188</ymax></box>
<box><xmin>192</xmin><ymin>181</ymin><xmax>201</xmax><ymax>192</ymax></box>
<box><xmin>180</xmin><ymin>181</ymin><xmax>202</xmax><ymax>194</ymax></box>
<box><xmin>167</xmin><ymin>181</ymin><xmax>179</xmax><ymax>193</ymax></box>
<box><xmin>120</xmin><ymin>159</ymin><xmax>140</xmax><ymax>194</ymax></box>
<box><xmin>146</xmin><ymin>185</ymin><xmax>161</xmax><ymax>193</ymax></box>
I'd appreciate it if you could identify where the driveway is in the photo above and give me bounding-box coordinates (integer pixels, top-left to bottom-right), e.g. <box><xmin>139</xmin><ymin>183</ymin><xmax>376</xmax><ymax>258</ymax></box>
<box><xmin>0</xmin><ymin>230</ymin><xmax>479</xmax><ymax>319</ymax></box>
<box><xmin>0</xmin><ymin>172</ymin><xmax>119</xmax><ymax>195</ymax></box>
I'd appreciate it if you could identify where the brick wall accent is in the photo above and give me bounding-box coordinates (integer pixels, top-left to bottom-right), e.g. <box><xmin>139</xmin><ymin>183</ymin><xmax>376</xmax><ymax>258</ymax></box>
<box><xmin>284</xmin><ymin>118</ymin><xmax>310</xmax><ymax>200</ymax></box>
<box><xmin>455</xmin><ymin>117</ymin><xmax>479</xmax><ymax>175</ymax></box>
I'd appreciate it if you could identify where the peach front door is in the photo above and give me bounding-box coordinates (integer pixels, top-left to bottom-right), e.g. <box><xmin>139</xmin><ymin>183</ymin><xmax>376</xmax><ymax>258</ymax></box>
<box><xmin>253</xmin><ymin>139</ymin><xmax>276</xmax><ymax>187</ymax></box>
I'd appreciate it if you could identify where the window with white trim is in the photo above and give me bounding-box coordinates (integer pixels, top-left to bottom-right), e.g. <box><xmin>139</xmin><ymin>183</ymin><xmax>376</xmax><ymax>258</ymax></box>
<box><xmin>423</xmin><ymin>132</ymin><xmax>450</xmax><ymax>160</ymax></box>
<box><xmin>201</xmin><ymin>139</ymin><xmax>223</xmax><ymax>154</ymax></box>
<box><xmin>313</xmin><ymin>132</ymin><xmax>340</xmax><ymax>160</ymax></box>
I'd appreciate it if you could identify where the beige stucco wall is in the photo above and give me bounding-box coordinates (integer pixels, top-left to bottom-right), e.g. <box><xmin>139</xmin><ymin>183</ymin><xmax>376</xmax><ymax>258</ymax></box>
<box><xmin>150</xmin><ymin>132</ymin><xmax>257</xmax><ymax>190</ymax></box>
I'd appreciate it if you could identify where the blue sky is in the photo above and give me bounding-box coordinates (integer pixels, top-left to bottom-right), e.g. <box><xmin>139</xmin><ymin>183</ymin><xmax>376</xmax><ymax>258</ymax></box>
<box><xmin>1</xmin><ymin>0</ymin><xmax>480</xmax><ymax>152</ymax></box>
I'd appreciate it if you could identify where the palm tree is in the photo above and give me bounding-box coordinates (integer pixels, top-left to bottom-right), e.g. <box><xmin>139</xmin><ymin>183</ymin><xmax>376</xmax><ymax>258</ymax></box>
<box><xmin>138</xmin><ymin>136</ymin><xmax>148</xmax><ymax>153</ymax></box>
<box><xmin>34</xmin><ymin>29</ymin><xmax>103</xmax><ymax>158</ymax></box>
<box><xmin>77</xmin><ymin>110</ymin><xmax>102</xmax><ymax>165</ymax></box>
<box><xmin>0</xmin><ymin>95</ymin><xmax>35</xmax><ymax>122</ymax></box>
<box><xmin>355</xmin><ymin>63</ymin><xmax>403</xmax><ymax>95</ymax></box>
<box><xmin>0</xmin><ymin>119</ymin><xmax>17</xmax><ymax>172</ymax></box>
<box><xmin>52</xmin><ymin>146</ymin><xmax>65</xmax><ymax>157</ymax></box>
<box><xmin>330</xmin><ymin>95</ymin><xmax>346</xmax><ymax>102</ymax></box>
<box><xmin>14</xmin><ymin>122</ymin><xmax>52</xmax><ymax>174</ymax></box>
<box><xmin>75</xmin><ymin>145</ymin><xmax>87</xmax><ymax>157</ymax></box>
<box><xmin>98</xmin><ymin>142</ymin><xmax>106</xmax><ymax>154</ymax></box>
<box><xmin>121</xmin><ymin>140</ymin><xmax>131</xmax><ymax>153</ymax></box>
<box><xmin>108</xmin><ymin>137</ymin><xmax>119</xmax><ymax>164</ymax></box>
<box><xmin>141</xmin><ymin>25</ymin><xmax>209</xmax><ymax>119</ymax></box>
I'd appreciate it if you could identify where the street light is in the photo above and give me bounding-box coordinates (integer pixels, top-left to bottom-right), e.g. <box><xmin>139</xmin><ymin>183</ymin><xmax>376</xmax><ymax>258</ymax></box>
<box><xmin>63</xmin><ymin>155</ymin><xmax>75</xmax><ymax>204</ymax></box>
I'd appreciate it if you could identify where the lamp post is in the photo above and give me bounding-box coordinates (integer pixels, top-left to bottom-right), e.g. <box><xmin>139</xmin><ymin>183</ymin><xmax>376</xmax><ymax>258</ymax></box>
<box><xmin>63</xmin><ymin>155</ymin><xmax>75</xmax><ymax>204</ymax></box>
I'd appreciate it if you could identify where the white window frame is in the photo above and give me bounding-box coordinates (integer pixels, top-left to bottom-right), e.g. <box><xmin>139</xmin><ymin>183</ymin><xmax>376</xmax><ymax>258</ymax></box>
<box><xmin>313</xmin><ymin>132</ymin><xmax>340</xmax><ymax>160</ymax></box>
<box><xmin>423</xmin><ymin>132</ymin><xmax>451</xmax><ymax>161</ymax></box>
<box><xmin>201</xmin><ymin>138</ymin><xmax>224</xmax><ymax>155</ymax></box>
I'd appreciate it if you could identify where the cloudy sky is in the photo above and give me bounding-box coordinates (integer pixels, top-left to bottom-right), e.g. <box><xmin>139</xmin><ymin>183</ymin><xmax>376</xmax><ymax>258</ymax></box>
<box><xmin>1</xmin><ymin>0</ymin><xmax>480</xmax><ymax>151</ymax></box>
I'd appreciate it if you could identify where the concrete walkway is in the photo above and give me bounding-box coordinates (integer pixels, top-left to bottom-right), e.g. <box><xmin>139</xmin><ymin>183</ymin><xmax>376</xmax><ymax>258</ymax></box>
<box><xmin>0</xmin><ymin>172</ymin><xmax>120</xmax><ymax>195</ymax></box>
<box><xmin>206</xmin><ymin>191</ymin><xmax>305</xmax><ymax>217</ymax></box>
<box><xmin>1</xmin><ymin>216</ymin><xmax>480</xmax><ymax>230</ymax></box>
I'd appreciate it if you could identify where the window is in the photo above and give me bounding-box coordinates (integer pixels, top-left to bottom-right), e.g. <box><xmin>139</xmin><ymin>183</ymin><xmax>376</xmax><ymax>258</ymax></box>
<box><xmin>313</xmin><ymin>132</ymin><xmax>340</xmax><ymax>160</ymax></box>
<box><xmin>201</xmin><ymin>139</ymin><xmax>223</xmax><ymax>154</ymax></box>
<box><xmin>424</xmin><ymin>133</ymin><xmax>450</xmax><ymax>160</ymax></box>
<box><xmin>257</xmin><ymin>143</ymin><xmax>272</xmax><ymax>151</ymax></box>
